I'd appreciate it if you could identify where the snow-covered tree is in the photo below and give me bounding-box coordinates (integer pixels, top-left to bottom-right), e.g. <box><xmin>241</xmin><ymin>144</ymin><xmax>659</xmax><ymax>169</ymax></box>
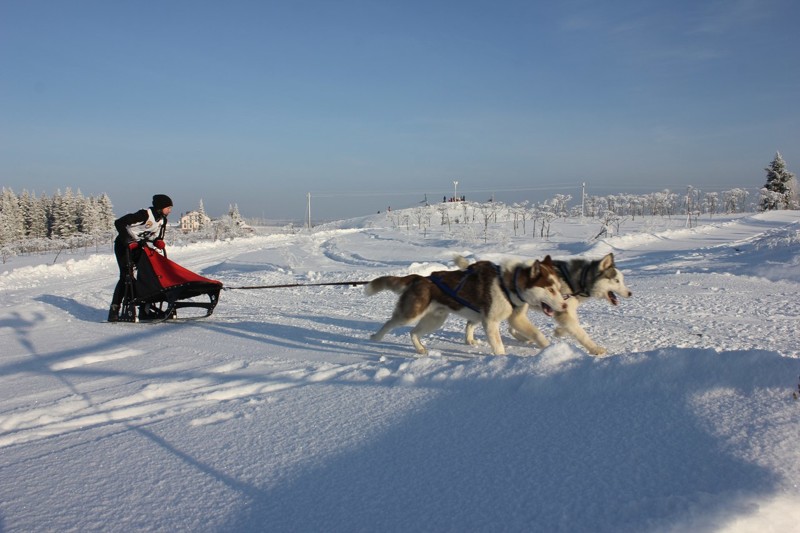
<box><xmin>761</xmin><ymin>151</ymin><xmax>796</xmax><ymax>210</ymax></box>
<box><xmin>703</xmin><ymin>192</ymin><xmax>719</xmax><ymax>216</ymax></box>
<box><xmin>35</xmin><ymin>192</ymin><xmax>50</xmax><ymax>238</ymax></box>
<box><xmin>74</xmin><ymin>189</ymin><xmax>88</xmax><ymax>233</ymax></box>
<box><xmin>49</xmin><ymin>189</ymin><xmax>79</xmax><ymax>238</ymax></box>
<box><xmin>789</xmin><ymin>175</ymin><xmax>800</xmax><ymax>209</ymax></box>
<box><xmin>18</xmin><ymin>190</ymin><xmax>42</xmax><ymax>237</ymax></box>
<box><xmin>79</xmin><ymin>195</ymin><xmax>104</xmax><ymax>235</ymax></box>
<box><xmin>723</xmin><ymin>188</ymin><xmax>749</xmax><ymax>213</ymax></box>
<box><xmin>197</xmin><ymin>199</ymin><xmax>208</xmax><ymax>230</ymax></box>
<box><xmin>228</xmin><ymin>203</ymin><xmax>243</xmax><ymax>224</ymax></box>
<box><xmin>0</xmin><ymin>188</ymin><xmax>24</xmax><ymax>246</ymax></box>
<box><xmin>550</xmin><ymin>194</ymin><xmax>572</xmax><ymax>217</ymax></box>
<box><xmin>97</xmin><ymin>193</ymin><xmax>115</xmax><ymax>230</ymax></box>
<box><xmin>0</xmin><ymin>188</ymin><xmax>115</xmax><ymax>253</ymax></box>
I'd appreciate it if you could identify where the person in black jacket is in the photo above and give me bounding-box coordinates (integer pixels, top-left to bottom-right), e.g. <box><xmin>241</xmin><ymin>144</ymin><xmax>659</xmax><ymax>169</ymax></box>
<box><xmin>108</xmin><ymin>194</ymin><xmax>173</xmax><ymax>322</ymax></box>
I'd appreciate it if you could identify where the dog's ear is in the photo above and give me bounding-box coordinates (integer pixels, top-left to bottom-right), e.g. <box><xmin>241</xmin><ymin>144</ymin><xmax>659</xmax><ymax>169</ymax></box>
<box><xmin>599</xmin><ymin>253</ymin><xmax>615</xmax><ymax>271</ymax></box>
<box><xmin>542</xmin><ymin>255</ymin><xmax>553</xmax><ymax>266</ymax></box>
<box><xmin>531</xmin><ymin>259</ymin><xmax>542</xmax><ymax>278</ymax></box>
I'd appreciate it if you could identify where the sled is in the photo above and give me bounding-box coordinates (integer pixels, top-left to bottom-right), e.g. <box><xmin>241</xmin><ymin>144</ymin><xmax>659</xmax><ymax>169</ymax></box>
<box><xmin>119</xmin><ymin>242</ymin><xmax>222</xmax><ymax>323</ymax></box>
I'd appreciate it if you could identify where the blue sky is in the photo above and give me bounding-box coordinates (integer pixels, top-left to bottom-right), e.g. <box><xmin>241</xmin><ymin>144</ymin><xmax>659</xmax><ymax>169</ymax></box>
<box><xmin>1</xmin><ymin>0</ymin><xmax>798</xmax><ymax>221</ymax></box>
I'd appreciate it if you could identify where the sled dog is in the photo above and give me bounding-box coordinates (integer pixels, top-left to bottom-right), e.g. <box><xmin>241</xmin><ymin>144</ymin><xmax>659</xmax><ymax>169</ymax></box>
<box><xmin>365</xmin><ymin>256</ymin><xmax>566</xmax><ymax>355</ymax></box>
<box><xmin>457</xmin><ymin>253</ymin><xmax>632</xmax><ymax>355</ymax></box>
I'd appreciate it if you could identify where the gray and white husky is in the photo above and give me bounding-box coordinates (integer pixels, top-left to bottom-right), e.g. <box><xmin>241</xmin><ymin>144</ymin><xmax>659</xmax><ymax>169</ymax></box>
<box><xmin>365</xmin><ymin>256</ymin><xmax>567</xmax><ymax>355</ymax></box>
<box><xmin>458</xmin><ymin>253</ymin><xmax>632</xmax><ymax>355</ymax></box>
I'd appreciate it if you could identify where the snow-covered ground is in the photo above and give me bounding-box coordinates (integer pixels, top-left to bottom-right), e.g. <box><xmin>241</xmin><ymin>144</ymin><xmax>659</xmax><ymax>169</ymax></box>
<box><xmin>1</xmin><ymin>208</ymin><xmax>799</xmax><ymax>532</ymax></box>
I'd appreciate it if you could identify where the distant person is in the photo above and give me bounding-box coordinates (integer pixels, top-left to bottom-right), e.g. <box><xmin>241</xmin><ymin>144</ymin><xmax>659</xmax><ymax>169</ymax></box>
<box><xmin>108</xmin><ymin>194</ymin><xmax>173</xmax><ymax>322</ymax></box>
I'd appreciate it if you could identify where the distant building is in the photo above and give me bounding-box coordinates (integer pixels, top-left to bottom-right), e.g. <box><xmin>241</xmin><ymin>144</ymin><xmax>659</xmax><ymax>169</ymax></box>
<box><xmin>236</xmin><ymin>220</ymin><xmax>255</xmax><ymax>233</ymax></box>
<box><xmin>179</xmin><ymin>210</ymin><xmax>211</xmax><ymax>233</ymax></box>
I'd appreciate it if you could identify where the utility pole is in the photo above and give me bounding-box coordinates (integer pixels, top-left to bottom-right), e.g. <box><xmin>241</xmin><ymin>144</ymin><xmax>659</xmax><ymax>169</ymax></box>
<box><xmin>581</xmin><ymin>182</ymin><xmax>586</xmax><ymax>221</ymax></box>
<box><xmin>306</xmin><ymin>192</ymin><xmax>312</xmax><ymax>229</ymax></box>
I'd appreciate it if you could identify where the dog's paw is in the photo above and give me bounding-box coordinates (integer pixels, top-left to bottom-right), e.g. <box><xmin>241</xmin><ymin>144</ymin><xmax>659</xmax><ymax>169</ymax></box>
<box><xmin>590</xmin><ymin>346</ymin><xmax>607</xmax><ymax>356</ymax></box>
<box><xmin>509</xmin><ymin>330</ymin><xmax>532</xmax><ymax>343</ymax></box>
<box><xmin>491</xmin><ymin>346</ymin><xmax>507</xmax><ymax>356</ymax></box>
<box><xmin>536</xmin><ymin>338</ymin><xmax>551</xmax><ymax>349</ymax></box>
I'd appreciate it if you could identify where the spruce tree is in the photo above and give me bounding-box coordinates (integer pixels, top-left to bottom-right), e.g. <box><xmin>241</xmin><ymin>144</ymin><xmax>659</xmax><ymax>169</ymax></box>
<box><xmin>80</xmin><ymin>196</ymin><xmax>103</xmax><ymax>235</ymax></box>
<box><xmin>97</xmin><ymin>194</ymin><xmax>115</xmax><ymax>230</ymax></box>
<box><xmin>229</xmin><ymin>203</ymin><xmax>243</xmax><ymax>224</ymax></box>
<box><xmin>0</xmin><ymin>188</ymin><xmax>24</xmax><ymax>245</ymax></box>
<box><xmin>762</xmin><ymin>151</ymin><xmax>796</xmax><ymax>210</ymax></box>
<box><xmin>19</xmin><ymin>190</ymin><xmax>35</xmax><ymax>237</ymax></box>
<box><xmin>31</xmin><ymin>193</ymin><xmax>48</xmax><ymax>238</ymax></box>
<box><xmin>197</xmin><ymin>199</ymin><xmax>208</xmax><ymax>230</ymax></box>
<box><xmin>50</xmin><ymin>189</ymin><xmax>77</xmax><ymax>238</ymax></box>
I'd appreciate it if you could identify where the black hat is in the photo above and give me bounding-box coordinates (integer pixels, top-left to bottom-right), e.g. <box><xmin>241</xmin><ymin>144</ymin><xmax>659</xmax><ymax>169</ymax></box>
<box><xmin>152</xmin><ymin>194</ymin><xmax>173</xmax><ymax>210</ymax></box>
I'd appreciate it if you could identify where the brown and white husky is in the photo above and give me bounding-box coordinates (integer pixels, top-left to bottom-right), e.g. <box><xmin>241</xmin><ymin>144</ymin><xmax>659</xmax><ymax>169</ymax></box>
<box><xmin>365</xmin><ymin>256</ymin><xmax>566</xmax><ymax>355</ymax></box>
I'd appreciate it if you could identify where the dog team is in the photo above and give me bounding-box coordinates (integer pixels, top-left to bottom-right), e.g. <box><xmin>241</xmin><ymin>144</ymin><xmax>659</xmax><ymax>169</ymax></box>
<box><xmin>366</xmin><ymin>252</ymin><xmax>632</xmax><ymax>356</ymax></box>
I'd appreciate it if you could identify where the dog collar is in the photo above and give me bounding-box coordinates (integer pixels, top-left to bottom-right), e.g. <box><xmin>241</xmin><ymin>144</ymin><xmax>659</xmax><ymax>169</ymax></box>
<box><xmin>495</xmin><ymin>264</ymin><xmax>527</xmax><ymax>308</ymax></box>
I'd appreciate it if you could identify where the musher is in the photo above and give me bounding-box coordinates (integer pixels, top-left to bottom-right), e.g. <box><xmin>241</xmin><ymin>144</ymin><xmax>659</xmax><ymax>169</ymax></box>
<box><xmin>108</xmin><ymin>194</ymin><xmax>173</xmax><ymax>322</ymax></box>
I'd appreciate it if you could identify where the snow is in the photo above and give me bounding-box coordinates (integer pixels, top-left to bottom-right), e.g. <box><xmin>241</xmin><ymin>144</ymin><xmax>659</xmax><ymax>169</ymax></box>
<box><xmin>1</xmin><ymin>209</ymin><xmax>799</xmax><ymax>532</ymax></box>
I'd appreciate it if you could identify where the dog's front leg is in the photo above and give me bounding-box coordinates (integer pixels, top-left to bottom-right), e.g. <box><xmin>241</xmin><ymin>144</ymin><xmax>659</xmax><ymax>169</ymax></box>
<box><xmin>553</xmin><ymin>307</ymin><xmax>606</xmax><ymax>356</ymax></box>
<box><xmin>482</xmin><ymin>319</ymin><xmax>506</xmax><ymax>355</ymax></box>
<box><xmin>507</xmin><ymin>308</ymin><xmax>550</xmax><ymax>349</ymax></box>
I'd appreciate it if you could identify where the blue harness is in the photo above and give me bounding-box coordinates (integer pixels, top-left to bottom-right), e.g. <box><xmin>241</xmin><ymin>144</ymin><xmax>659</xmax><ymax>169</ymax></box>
<box><xmin>427</xmin><ymin>264</ymin><xmax>526</xmax><ymax>313</ymax></box>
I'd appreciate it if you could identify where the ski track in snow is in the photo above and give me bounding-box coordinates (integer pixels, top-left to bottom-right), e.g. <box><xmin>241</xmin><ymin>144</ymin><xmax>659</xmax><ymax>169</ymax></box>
<box><xmin>1</xmin><ymin>210</ymin><xmax>799</xmax><ymax>532</ymax></box>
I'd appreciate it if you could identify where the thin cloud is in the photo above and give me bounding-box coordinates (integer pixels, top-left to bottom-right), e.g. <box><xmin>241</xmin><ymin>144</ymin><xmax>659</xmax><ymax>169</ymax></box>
<box><xmin>692</xmin><ymin>0</ymin><xmax>775</xmax><ymax>34</ymax></box>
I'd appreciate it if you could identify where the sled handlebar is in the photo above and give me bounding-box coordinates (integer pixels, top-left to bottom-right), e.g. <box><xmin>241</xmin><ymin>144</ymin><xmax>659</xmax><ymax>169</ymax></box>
<box><xmin>129</xmin><ymin>240</ymin><xmax>167</xmax><ymax>258</ymax></box>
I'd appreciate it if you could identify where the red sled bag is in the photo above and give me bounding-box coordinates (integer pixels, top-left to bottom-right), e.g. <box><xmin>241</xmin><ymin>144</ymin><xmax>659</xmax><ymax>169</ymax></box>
<box><xmin>119</xmin><ymin>244</ymin><xmax>222</xmax><ymax>322</ymax></box>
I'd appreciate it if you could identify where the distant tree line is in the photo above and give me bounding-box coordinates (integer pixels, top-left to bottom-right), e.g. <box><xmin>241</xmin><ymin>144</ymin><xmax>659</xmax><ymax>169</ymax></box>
<box><xmin>1</xmin><ymin>187</ymin><xmax>115</xmax><ymax>242</ymax></box>
<box><xmin>391</xmin><ymin>181</ymin><xmax>782</xmax><ymax>243</ymax></box>
<box><xmin>395</xmin><ymin>152</ymin><xmax>798</xmax><ymax>241</ymax></box>
<box><xmin>580</xmin><ymin>188</ymin><xmax>755</xmax><ymax>218</ymax></box>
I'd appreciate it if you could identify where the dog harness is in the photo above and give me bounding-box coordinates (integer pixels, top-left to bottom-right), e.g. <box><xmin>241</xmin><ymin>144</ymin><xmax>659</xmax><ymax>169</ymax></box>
<box><xmin>503</xmin><ymin>264</ymin><xmax>531</xmax><ymax>306</ymax></box>
<box><xmin>427</xmin><ymin>268</ymin><xmax>481</xmax><ymax>312</ymax></box>
<box><xmin>553</xmin><ymin>260</ymin><xmax>592</xmax><ymax>298</ymax></box>
<box><xmin>427</xmin><ymin>264</ymin><xmax>527</xmax><ymax>313</ymax></box>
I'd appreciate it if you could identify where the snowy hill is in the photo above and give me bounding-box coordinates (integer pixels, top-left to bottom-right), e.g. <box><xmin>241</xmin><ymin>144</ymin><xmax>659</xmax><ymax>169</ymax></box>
<box><xmin>1</xmin><ymin>209</ymin><xmax>799</xmax><ymax>532</ymax></box>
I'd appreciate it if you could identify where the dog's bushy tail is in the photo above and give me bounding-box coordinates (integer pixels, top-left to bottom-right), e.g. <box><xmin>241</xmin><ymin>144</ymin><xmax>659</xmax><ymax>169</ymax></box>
<box><xmin>453</xmin><ymin>255</ymin><xmax>471</xmax><ymax>270</ymax></box>
<box><xmin>365</xmin><ymin>274</ymin><xmax>422</xmax><ymax>296</ymax></box>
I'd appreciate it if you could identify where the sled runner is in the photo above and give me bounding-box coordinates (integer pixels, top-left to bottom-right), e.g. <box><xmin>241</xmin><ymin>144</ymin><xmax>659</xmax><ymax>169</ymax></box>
<box><xmin>119</xmin><ymin>242</ymin><xmax>222</xmax><ymax>323</ymax></box>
